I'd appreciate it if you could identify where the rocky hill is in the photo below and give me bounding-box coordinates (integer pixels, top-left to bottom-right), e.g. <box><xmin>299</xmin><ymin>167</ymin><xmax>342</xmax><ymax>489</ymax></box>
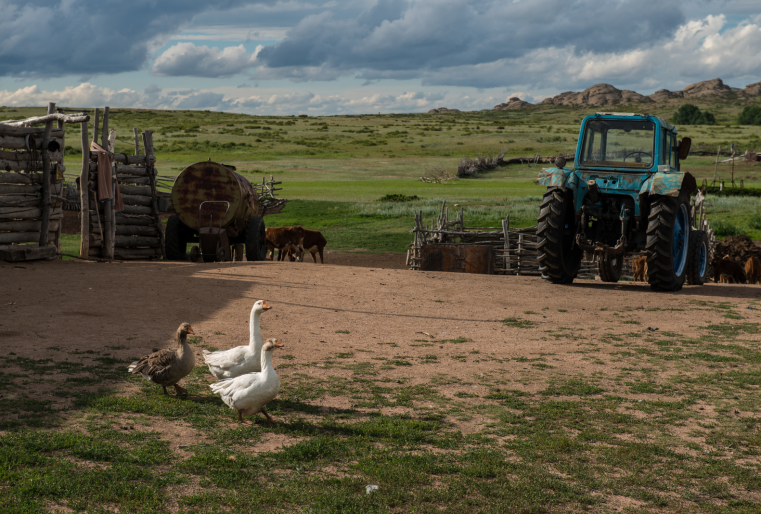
<box><xmin>509</xmin><ymin>78</ymin><xmax>761</xmax><ymax>110</ymax></box>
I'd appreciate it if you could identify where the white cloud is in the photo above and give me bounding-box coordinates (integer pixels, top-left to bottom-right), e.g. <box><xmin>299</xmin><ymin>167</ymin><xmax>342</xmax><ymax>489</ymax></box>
<box><xmin>152</xmin><ymin>43</ymin><xmax>263</xmax><ymax>77</ymax></box>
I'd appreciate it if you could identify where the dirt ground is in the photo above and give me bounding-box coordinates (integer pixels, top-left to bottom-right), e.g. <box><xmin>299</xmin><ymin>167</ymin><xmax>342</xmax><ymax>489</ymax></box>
<box><xmin>2</xmin><ymin>258</ymin><xmax>760</xmax><ymax>416</ymax></box>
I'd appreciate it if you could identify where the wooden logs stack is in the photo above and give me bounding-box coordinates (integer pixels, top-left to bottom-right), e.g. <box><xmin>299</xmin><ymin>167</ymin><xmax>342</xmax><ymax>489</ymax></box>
<box><xmin>82</xmin><ymin>107</ymin><xmax>163</xmax><ymax>260</ymax></box>
<box><xmin>0</xmin><ymin>102</ymin><xmax>88</xmax><ymax>262</ymax></box>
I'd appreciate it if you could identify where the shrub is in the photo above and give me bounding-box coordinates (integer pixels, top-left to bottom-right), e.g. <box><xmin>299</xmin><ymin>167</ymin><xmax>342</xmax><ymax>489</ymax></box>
<box><xmin>738</xmin><ymin>106</ymin><xmax>761</xmax><ymax>125</ymax></box>
<box><xmin>377</xmin><ymin>194</ymin><xmax>420</xmax><ymax>202</ymax></box>
<box><xmin>672</xmin><ymin>104</ymin><xmax>716</xmax><ymax>125</ymax></box>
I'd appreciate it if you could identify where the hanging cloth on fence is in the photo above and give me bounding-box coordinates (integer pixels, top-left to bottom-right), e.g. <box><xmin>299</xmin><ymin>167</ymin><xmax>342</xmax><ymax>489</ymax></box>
<box><xmin>90</xmin><ymin>141</ymin><xmax>124</xmax><ymax>213</ymax></box>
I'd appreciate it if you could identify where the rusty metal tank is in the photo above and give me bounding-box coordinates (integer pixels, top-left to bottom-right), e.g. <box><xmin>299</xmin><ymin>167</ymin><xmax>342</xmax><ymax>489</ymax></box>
<box><xmin>171</xmin><ymin>161</ymin><xmax>260</xmax><ymax>230</ymax></box>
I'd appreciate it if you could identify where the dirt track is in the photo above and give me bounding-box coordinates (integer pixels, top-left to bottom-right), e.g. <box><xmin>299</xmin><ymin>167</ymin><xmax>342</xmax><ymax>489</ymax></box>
<box><xmin>2</xmin><ymin>259</ymin><xmax>760</xmax><ymax>417</ymax></box>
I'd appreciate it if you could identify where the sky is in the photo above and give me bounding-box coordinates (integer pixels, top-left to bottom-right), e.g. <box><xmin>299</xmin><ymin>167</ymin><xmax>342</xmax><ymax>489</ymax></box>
<box><xmin>0</xmin><ymin>0</ymin><xmax>760</xmax><ymax>116</ymax></box>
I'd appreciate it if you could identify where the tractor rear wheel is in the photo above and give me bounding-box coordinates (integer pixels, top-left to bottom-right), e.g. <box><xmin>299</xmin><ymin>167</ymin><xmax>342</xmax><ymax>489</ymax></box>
<box><xmin>537</xmin><ymin>188</ymin><xmax>582</xmax><ymax>284</ymax></box>
<box><xmin>165</xmin><ymin>215</ymin><xmax>188</xmax><ymax>261</ymax></box>
<box><xmin>598</xmin><ymin>254</ymin><xmax>623</xmax><ymax>282</ymax></box>
<box><xmin>686</xmin><ymin>229</ymin><xmax>709</xmax><ymax>285</ymax></box>
<box><xmin>245</xmin><ymin>216</ymin><xmax>267</xmax><ymax>261</ymax></box>
<box><xmin>646</xmin><ymin>194</ymin><xmax>690</xmax><ymax>291</ymax></box>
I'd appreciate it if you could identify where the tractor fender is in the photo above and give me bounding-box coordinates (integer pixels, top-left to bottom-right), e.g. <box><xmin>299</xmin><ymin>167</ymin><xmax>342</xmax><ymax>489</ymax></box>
<box><xmin>537</xmin><ymin>167</ymin><xmax>578</xmax><ymax>189</ymax></box>
<box><xmin>639</xmin><ymin>171</ymin><xmax>697</xmax><ymax>197</ymax></box>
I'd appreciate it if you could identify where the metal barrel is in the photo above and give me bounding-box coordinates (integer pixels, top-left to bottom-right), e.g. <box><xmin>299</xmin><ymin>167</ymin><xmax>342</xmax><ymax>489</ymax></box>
<box><xmin>171</xmin><ymin>161</ymin><xmax>260</xmax><ymax>231</ymax></box>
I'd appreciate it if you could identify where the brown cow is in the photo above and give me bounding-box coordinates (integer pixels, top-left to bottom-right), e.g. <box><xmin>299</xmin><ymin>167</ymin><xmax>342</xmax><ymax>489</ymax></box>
<box><xmin>746</xmin><ymin>256</ymin><xmax>761</xmax><ymax>285</ymax></box>
<box><xmin>297</xmin><ymin>228</ymin><xmax>327</xmax><ymax>263</ymax></box>
<box><xmin>632</xmin><ymin>255</ymin><xmax>647</xmax><ymax>282</ymax></box>
<box><xmin>265</xmin><ymin>226</ymin><xmax>305</xmax><ymax>262</ymax></box>
<box><xmin>712</xmin><ymin>257</ymin><xmax>747</xmax><ymax>284</ymax></box>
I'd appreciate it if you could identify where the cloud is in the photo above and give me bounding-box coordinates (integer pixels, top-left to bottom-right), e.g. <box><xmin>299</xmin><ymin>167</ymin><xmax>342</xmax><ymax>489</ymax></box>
<box><xmin>152</xmin><ymin>43</ymin><xmax>263</xmax><ymax>77</ymax></box>
<box><xmin>255</xmin><ymin>0</ymin><xmax>686</xmax><ymax>80</ymax></box>
<box><xmin>0</xmin><ymin>0</ymin><xmax>269</xmax><ymax>78</ymax></box>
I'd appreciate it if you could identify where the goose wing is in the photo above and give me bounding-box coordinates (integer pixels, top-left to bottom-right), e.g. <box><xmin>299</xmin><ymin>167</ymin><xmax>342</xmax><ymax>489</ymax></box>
<box><xmin>128</xmin><ymin>348</ymin><xmax>177</xmax><ymax>382</ymax></box>
<box><xmin>202</xmin><ymin>346</ymin><xmax>249</xmax><ymax>369</ymax></box>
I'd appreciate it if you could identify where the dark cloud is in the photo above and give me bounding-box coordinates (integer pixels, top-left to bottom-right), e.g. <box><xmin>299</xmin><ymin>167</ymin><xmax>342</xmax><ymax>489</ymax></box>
<box><xmin>0</xmin><ymin>0</ymin><xmax>268</xmax><ymax>77</ymax></box>
<box><xmin>256</xmin><ymin>0</ymin><xmax>685</xmax><ymax>78</ymax></box>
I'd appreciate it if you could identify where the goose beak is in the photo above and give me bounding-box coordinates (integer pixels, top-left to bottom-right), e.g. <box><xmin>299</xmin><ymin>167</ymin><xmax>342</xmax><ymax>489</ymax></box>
<box><xmin>262</xmin><ymin>301</ymin><xmax>272</xmax><ymax>311</ymax></box>
<box><xmin>187</xmin><ymin>327</ymin><xmax>195</xmax><ymax>335</ymax></box>
<box><xmin>273</xmin><ymin>339</ymin><xmax>284</xmax><ymax>348</ymax></box>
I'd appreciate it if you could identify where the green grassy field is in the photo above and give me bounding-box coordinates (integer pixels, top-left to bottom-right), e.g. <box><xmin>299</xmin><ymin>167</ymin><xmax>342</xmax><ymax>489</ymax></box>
<box><xmin>3</xmin><ymin>99</ymin><xmax>761</xmax><ymax>255</ymax></box>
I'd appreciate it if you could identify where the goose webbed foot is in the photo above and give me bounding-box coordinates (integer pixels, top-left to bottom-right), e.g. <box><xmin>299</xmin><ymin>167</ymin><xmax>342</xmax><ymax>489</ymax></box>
<box><xmin>262</xmin><ymin>407</ymin><xmax>277</xmax><ymax>425</ymax></box>
<box><xmin>173</xmin><ymin>384</ymin><xmax>188</xmax><ymax>395</ymax></box>
<box><xmin>238</xmin><ymin>411</ymin><xmax>253</xmax><ymax>425</ymax></box>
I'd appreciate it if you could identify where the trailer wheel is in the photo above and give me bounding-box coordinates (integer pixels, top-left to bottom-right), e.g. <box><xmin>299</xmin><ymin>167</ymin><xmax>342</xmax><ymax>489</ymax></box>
<box><xmin>646</xmin><ymin>194</ymin><xmax>690</xmax><ymax>291</ymax></box>
<box><xmin>245</xmin><ymin>216</ymin><xmax>267</xmax><ymax>261</ymax></box>
<box><xmin>537</xmin><ymin>188</ymin><xmax>582</xmax><ymax>284</ymax></box>
<box><xmin>598</xmin><ymin>254</ymin><xmax>623</xmax><ymax>282</ymax></box>
<box><xmin>686</xmin><ymin>229</ymin><xmax>709</xmax><ymax>285</ymax></box>
<box><xmin>165</xmin><ymin>215</ymin><xmax>188</xmax><ymax>261</ymax></box>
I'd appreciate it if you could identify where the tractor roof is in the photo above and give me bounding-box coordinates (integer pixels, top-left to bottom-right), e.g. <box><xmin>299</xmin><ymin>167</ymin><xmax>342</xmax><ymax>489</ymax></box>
<box><xmin>591</xmin><ymin>112</ymin><xmax>675</xmax><ymax>131</ymax></box>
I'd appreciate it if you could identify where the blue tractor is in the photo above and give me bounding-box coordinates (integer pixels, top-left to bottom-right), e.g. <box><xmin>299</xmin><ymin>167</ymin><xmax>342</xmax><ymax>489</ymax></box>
<box><xmin>536</xmin><ymin>112</ymin><xmax>708</xmax><ymax>291</ymax></box>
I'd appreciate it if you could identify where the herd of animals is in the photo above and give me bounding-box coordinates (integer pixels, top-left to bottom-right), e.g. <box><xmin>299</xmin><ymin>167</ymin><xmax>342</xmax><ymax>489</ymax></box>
<box><xmin>631</xmin><ymin>254</ymin><xmax>761</xmax><ymax>285</ymax></box>
<box><xmin>128</xmin><ymin>300</ymin><xmax>282</xmax><ymax>425</ymax></box>
<box><xmin>265</xmin><ymin>226</ymin><xmax>327</xmax><ymax>263</ymax></box>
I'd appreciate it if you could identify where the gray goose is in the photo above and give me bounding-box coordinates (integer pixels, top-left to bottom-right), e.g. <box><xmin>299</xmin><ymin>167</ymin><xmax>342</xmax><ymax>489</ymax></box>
<box><xmin>128</xmin><ymin>323</ymin><xmax>197</xmax><ymax>395</ymax></box>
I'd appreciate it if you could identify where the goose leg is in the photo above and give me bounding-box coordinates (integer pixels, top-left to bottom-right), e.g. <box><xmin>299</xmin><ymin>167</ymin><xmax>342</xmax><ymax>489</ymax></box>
<box><xmin>261</xmin><ymin>407</ymin><xmax>277</xmax><ymax>425</ymax></box>
<box><xmin>162</xmin><ymin>385</ymin><xmax>168</xmax><ymax>395</ymax></box>
<box><xmin>238</xmin><ymin>410</ymin><xmax>252</xmax><ymax>425</ymax></box>
<box><xmin>173</xmin><ymin>383</ymin><xmax>187</xmax><ymax>395</ymax></box>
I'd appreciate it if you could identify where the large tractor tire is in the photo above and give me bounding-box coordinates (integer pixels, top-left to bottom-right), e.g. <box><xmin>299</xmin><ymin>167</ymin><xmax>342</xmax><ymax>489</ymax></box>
<box><xmin>537</xmin><ymin>188</ymin><xmax>582</xmax><ymax>284</ymax></box>
<box><xmin>686</xmin><ymin>229</ymin><xmax>709</xmax><ymax>285</ymax></box>
<box><xmin>245</xmin><ymin>216</ymin><xmax>267</xmax><ymax>262</ymax></box>
<box><xmin>598</xmin><ymin>254</ymin><xmax>623</xmax><ymax>283</ymax></box>
<box><xmin>165</xmin><ymin>215</ymin><xmax>189</xmax><ymax>261</ymax></box>
<box><xmin>646</xmin><ymin>194</ymin><xmax>690</xmax><ymax>291</ymax></box>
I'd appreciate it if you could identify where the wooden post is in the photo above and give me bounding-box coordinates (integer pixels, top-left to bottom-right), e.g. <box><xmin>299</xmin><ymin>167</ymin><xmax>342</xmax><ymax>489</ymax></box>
<box><xmin>79</xmin><ymin>120</ymin><xmax>90</xmax><ymax>257</ymax></box>
<box><xmin>101</xmin><ymin>107</ymin><xmax>113</xmax><ymax>259</ymax></box>
<box><xmin>503</xmin><ymin>215</ymin><xmax>510</xmax><ymax>272</ymax></box>
<box><xmin>92</xmin><ymin>108</ymin><xmax>99</xmax><ymax>144</ymax></box>
<box><xmin>517</xmin><ymin>233</ymin><xmax>523</xmax><ymax>275</ymax></box>
<box><xmin>39</xmin><ymin>102</ymin><xmax>56</xmax><ymax>248</ymax></box>
<box><xmin>712</xmin><ymin>146</ymin><xmax>720</xmax><ymax>186</ymax></box>
<box><xmin>143</xmin><ymin>130</ymin><xmax>164</xmax><ymax>258</ymax></box>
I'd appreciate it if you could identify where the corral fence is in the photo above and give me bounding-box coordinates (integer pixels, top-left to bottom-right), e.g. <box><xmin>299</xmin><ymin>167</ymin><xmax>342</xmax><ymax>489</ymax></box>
<box><xmin>81</xmin><ymin>107</ymin><xmax>165</xmax><ymax>260</ymax></box>
<box><xmin>408</xmin><ymin>195</ymin><xmax>716</xmax><ymax>280</ymax></box>
<box><xmin>0</xmin><ymin>102</ymin><xmax>89</xmax><ymax>262</ymax></box>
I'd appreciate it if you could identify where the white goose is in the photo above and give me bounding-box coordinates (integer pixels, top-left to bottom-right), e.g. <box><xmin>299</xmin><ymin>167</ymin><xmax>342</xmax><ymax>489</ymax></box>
<box><xmin>210</xmin><ymin>338</ymin><xmax>284</xmax><ymax>424</ymax></box>
<box><xmin>203</xmin><ymin>300</ymin><xmax>271</xmax><ymax>379</ymax></box>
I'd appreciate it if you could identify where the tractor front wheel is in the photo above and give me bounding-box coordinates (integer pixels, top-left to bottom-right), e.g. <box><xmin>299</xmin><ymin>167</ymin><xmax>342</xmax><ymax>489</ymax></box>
<box><xmin>598</xmin><ymin>254</ymin><xmax>623</xmax><ymax>283</ymax></box>
<box><xmin>646</xmin><ymin>195</ymin><xmax>690</xmax><ymax>291</ymax></box>
<box><xmin>537</xmin><ymin>188</ymin><xmax>582</xmax><ymax>284</ymax></box>
<box><xmin>686</xmin><ymin>229</ymin><xmax>709</xmax><ymax>285</ymax></box>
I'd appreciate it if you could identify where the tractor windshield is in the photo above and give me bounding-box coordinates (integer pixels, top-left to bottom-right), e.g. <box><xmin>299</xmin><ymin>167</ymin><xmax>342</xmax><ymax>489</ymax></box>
<box><xmin>580</xmin><ymin>119</ymin><xmax>655</xmax><ymax>169</ymax></box>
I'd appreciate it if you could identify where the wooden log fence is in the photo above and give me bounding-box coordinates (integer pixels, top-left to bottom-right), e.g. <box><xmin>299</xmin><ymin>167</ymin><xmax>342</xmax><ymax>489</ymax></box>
<box><xmin>408</xmin><ymin>197</ymin><xmax>717</xmax><ymax>280</ymax></box>
<box><xmin>0</xmin><ymin>102</ymin><xmax>89</xmax><ymax>262</ymax></box>
<box><xmin>81</xmin><ymin>106</ymin><xmax>164</xmax><ymax>260</ymax></box>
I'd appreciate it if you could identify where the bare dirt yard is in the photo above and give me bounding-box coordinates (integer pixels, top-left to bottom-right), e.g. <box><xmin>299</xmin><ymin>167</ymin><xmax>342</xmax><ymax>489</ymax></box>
<box><xmin>2</xmin><ymin>259</ymin><xmax>761</xmax><ymax>512</ymax></box>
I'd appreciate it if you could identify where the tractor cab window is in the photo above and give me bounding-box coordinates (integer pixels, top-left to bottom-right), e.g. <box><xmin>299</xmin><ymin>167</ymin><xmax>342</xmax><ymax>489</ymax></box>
<box><xmin>580</xmin><ymin>119</ymin><xmax>655</xmax><ymax>169</ymax></box>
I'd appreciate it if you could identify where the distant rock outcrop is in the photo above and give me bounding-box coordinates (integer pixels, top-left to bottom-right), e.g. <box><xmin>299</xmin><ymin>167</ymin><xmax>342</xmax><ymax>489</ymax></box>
<box><xmin>682</xmin><ymin>78</ymin><xmax>733</xmax><ymax>98</ymax></box>
<box><xmin>740</xmin><ymin>81</ymin><xmax>761</xmax><ymax>96</ymax></box>
<box><xmin>428</xmin><ymin>107</ymin><xmax>461</xmax><ymax>113</ymax></box>
<box><xmin>540</xmin><ymin>84</ymin><xmax>652</xmax><ymax>106</ymax></box>
<box><xmin>493</xmin><ymin>97</ymin><xmax>532</xmax><ymax>110</ymax></box>
<box><xmin>648</xmin><ymin>89</ymin><xmax>684</xmax><ymax>102</ymax></box>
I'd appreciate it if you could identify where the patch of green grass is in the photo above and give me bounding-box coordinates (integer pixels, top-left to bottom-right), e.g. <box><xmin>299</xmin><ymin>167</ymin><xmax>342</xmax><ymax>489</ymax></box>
<box><xmin>502</xmin><ymin>317</ymin><xmax>537</xmax><ymax>329</ymax></box>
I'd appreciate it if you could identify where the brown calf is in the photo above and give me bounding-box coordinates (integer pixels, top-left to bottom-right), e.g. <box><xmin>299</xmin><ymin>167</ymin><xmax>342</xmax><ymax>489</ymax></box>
<box><xmin>265</xmin><ymin>226</ymin><xmax>305</xmax><ymax>262</ymax></box>
<box><xmin>746</xmin><ymin>256</ymin><xmax>761</xmax><ymax>285</ymax></box>
<box><xmin>297</xmin><ymin>228</ymin><xmax>327</xmax><ymax>263</ymax></box>
<box><xmin>632</xmin><ymin>255</ymin><xmax>647</xmax><ymax>282</ymax></box>
<box><xmin>712</xmin><ymin>257</ymin><xmax>747</xmax><ymax>284</ymax></box>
